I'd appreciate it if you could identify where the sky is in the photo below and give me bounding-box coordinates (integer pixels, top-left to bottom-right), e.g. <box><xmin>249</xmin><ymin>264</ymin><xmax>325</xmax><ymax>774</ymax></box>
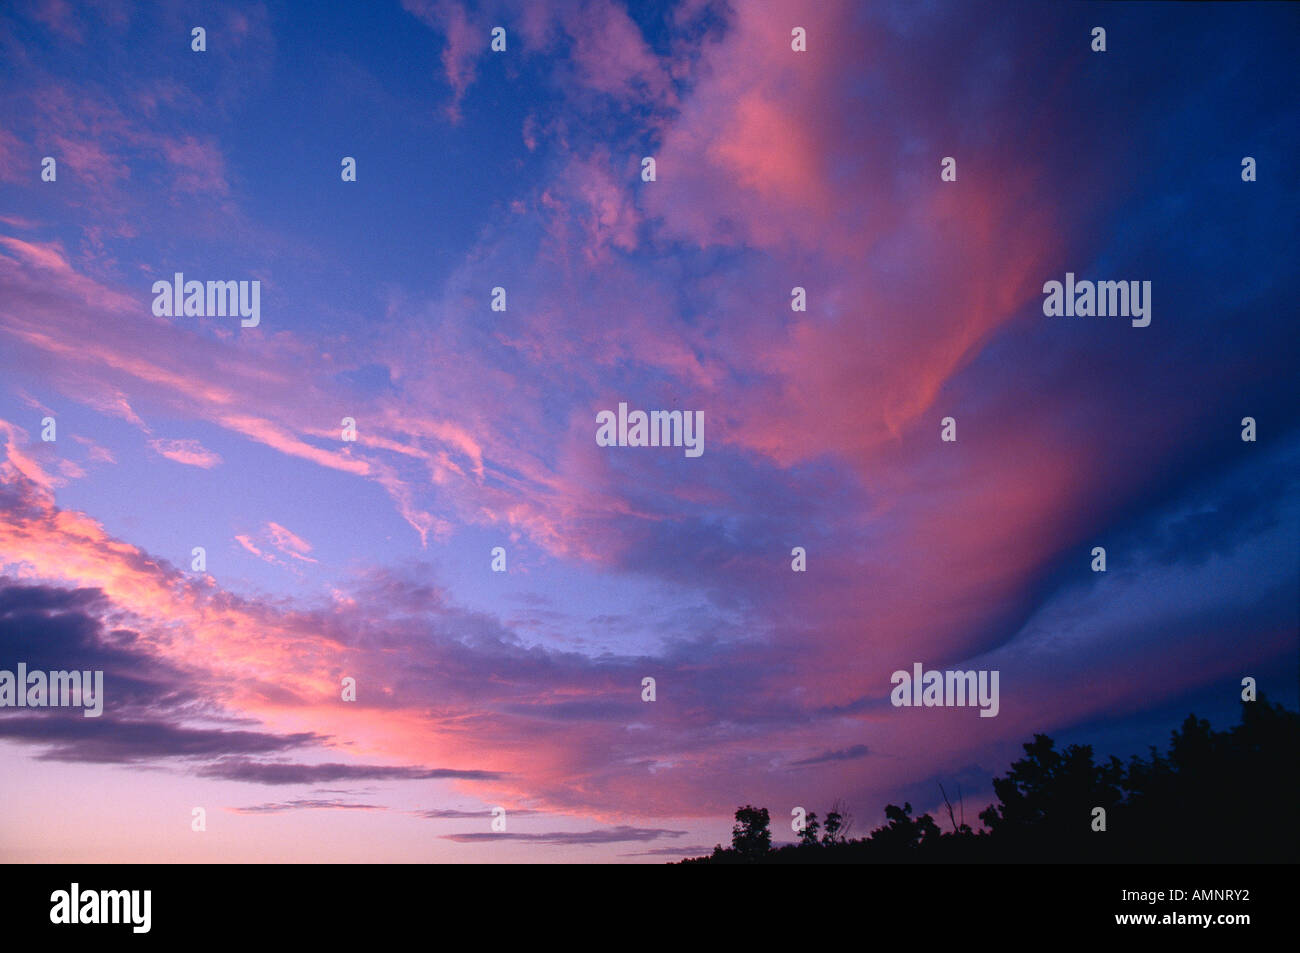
<box><xmin>0</xmin><ymin>0</ymin><xmax>1296</xmax><ymax>863</ymax></box>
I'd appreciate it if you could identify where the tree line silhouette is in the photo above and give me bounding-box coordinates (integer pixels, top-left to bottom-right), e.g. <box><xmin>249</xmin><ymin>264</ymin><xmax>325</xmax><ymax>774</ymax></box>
<box><xmin>679</xmin><ymin>696</ymin><xmax>1298</xmax><ymax>863</ymax></box>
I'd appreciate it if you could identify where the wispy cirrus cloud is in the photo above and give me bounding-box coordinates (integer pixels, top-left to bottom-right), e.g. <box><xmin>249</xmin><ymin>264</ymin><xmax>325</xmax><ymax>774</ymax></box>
<box><xmin>235</xmin><ymin>521</ymin><xmax>318</xmax><ymax>567</ymax></box>
<box><xmin>416</xmin><ymin>807</ymin><xmax>542</xmax><ymax>819</ymax></box>
<box><xmin>199</xmin><ymin>759</ymin><xmax>507</xmax><ymax>786</ymax></box>
<box><xmin>441</xmin><ymin>825</ymin><xmax>689</xmax><ymax>846</ymax></box>
<box><xmin>148</xmin><ymin>437</ymin><xmax>222</xmax><ymax>468</ymax></box>
<box><xmin>790</xmin><ymin>744</ymin><xmax>871</xmax><ymax>768</ymax></box>
<box><xmin>228</xmin><ymin>799</ymin><xmax>386</xmax><ymax>814</ymax></box>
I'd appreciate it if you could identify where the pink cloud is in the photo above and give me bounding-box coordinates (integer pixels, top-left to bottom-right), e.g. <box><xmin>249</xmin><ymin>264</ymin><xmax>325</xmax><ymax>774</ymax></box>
<box><xmin>20</xmin><ymin>0</ymin><xmax>85</xmax><ymax>44</ymax></box>
<box><xmin>148</xmin><ymin>437</ymin><xmax>223</xmax><ymax>468</ymax></box>
<box><xmin>401</xmin><ymin>0</ymin><xmax>483</xmax><ymax>120</ymax></box>
<box><xmin>235</xmin><ymin>522</ymin><xmax>319</xmax><ymax>568</ymax></box>
<box><xmin>159</xmin><ymin>136</ymin><xmax>230</xmax><ymax>196</ymax></box>
<box><xmin>71</xmin><ymin>434</ymin><xmax>116</xmax><ymax>465</ymax></box>
<box><xmin>0</xmin><ymin>127</ymin><xmax>29</xmax><ymax>185</ymax></box>
<box><xmin>564</xmin><ymin>0</ymin><xmax>673</xmax><ymax>104</ymax></box>
<box><xmin>2</xmin><ymin>81</ymin><xmax>240</xmax><ymax>224</ymax></box>
<box><xmin>234</xmin><ymin>534</ymin><xmax>266</xmax><ymax>559</ymax></box>
<box><xmin>266</xmin><ymin>521</ymin><xmax>317</xmax><ymax>563</ymax></box>
<box><xmin>401</xmin><ymin>0</ymin><xmax>678</xmax><ymax>122</ymax></box>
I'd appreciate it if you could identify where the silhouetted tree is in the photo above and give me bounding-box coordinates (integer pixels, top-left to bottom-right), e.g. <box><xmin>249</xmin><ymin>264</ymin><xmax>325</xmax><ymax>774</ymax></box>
<box><xmin>828</xmin><ymin>797</ymin><xmax>855</xmax><ymax>842</ymax></box>
<box><xmin>679</xmin><ymin>698</ymin><xmax>1298</xmax><ymax>863</ymax></box>
<box><xmin>798</xmin><ymin>811</ymin><xmax>821</xmax><ymax>846</ymax></box>
<box><xmin>731</xmin><ymin>805</ymin><xmax>772</xmax><ymax>859</ymax></box>
<box><xmin>978</xmin><ymin>734</ymin><xmax>1124</xmax><ymax>860</ymax></box>
<box><xmin>1122</xmin><ymin>696</ymin><xmax>1300</xmax><ymax>862</ymax></box>
<box><xmin>821</xmin><ymin>809</ymin><xmax>842</xmax><ymax>844</ymax></box>
<box><xmin>868</xmin><ymin>802</ymin><xmax>942</xmax><ymax>852</ymax></box>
